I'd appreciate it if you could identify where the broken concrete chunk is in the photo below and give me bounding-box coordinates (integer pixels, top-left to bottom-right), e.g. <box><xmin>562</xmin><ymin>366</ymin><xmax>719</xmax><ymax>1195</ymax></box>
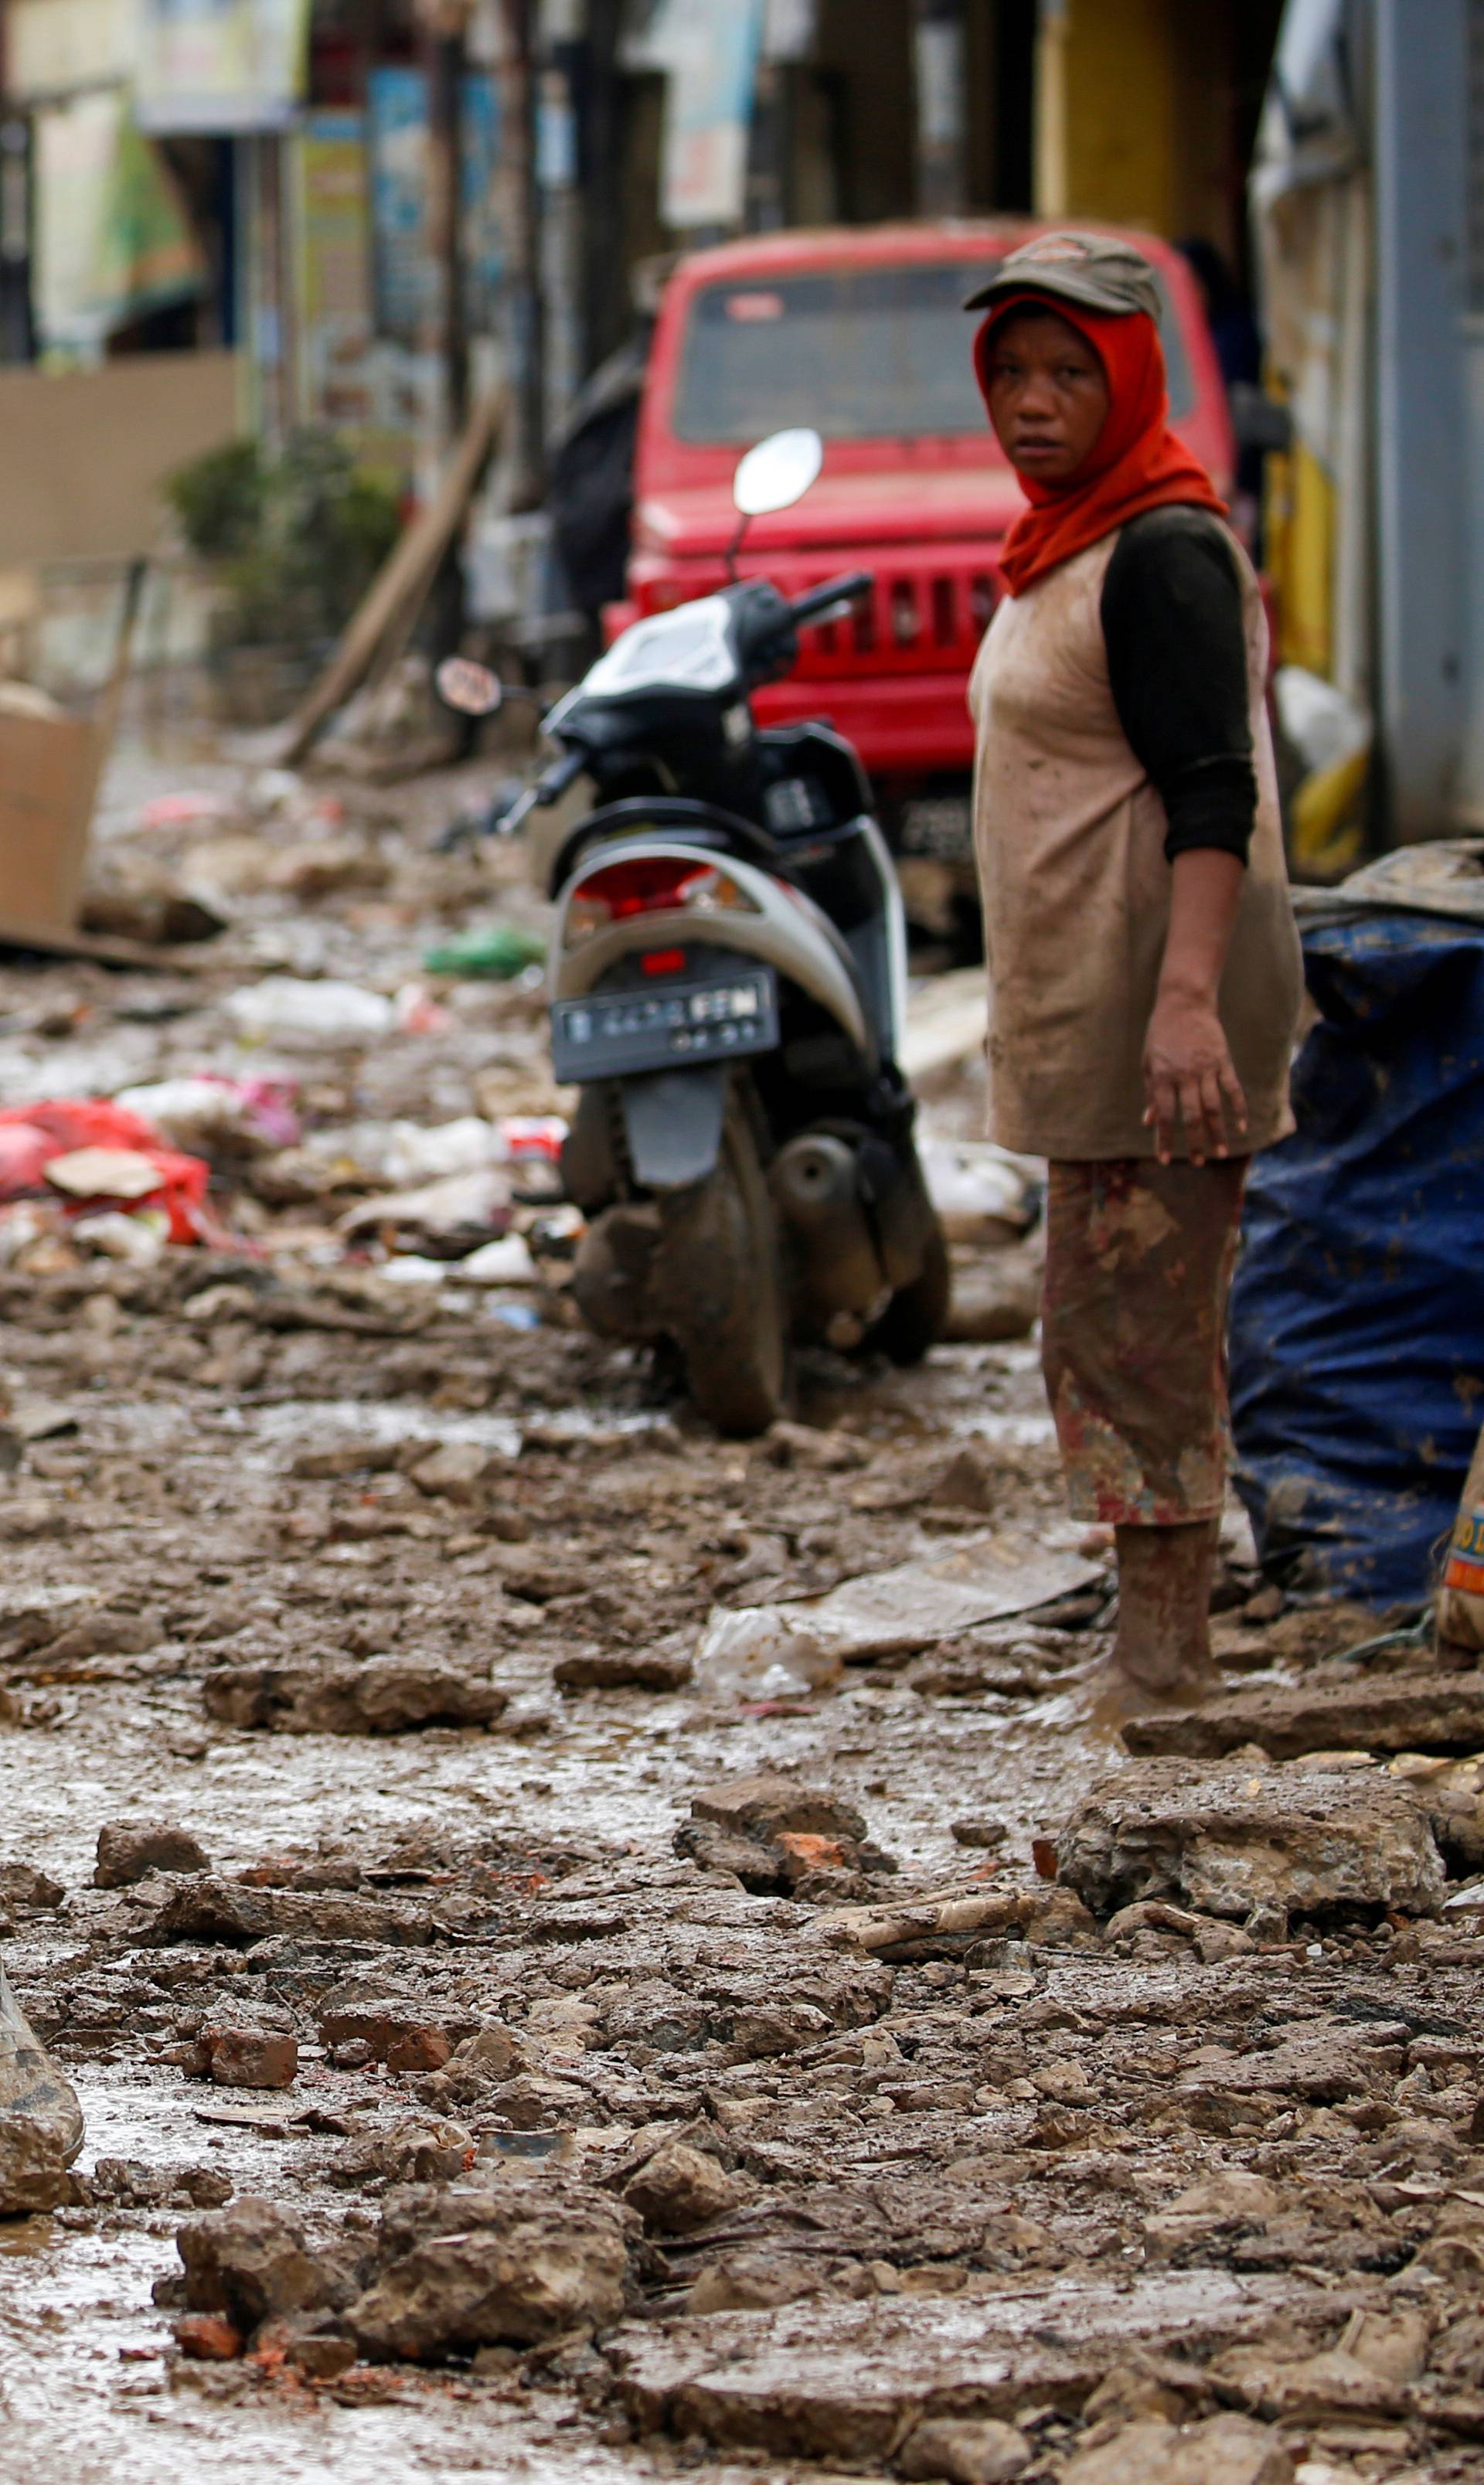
<box><xmin>692</xmin><ymin>1773</ymin><xmax>867</xmax><ymax>1847</ymax></box>
<box><xmin>407</xmin><ymin>1442</ymin><xmax>505</xmax><ymax>1503</ymax></box>
<box><xmin>348</xmin><ymin>2175</ymin><xmax>635</xmax><ymax>2359</ymax></box>
<box><xmin>143</xmin><ymin>1874</ymin><xmax>431</xmax><ymax>1949</ymax></box>
<box><xmin>621</xmin><ymin>2139</ymin><xmax>743</xmax><ymax>2235</ymax></box>
<box><xmin>0</xmin><ymin>1959</ymin><xmax>83</xmax><ymax>2214</ymax></box>
<box><xmin>678</xmin><ymin>1773</ymin><xmax>889</xmax><ymax>1898</ymax></box>
<box><xmin>198</xmin><ymin>2024</ymin><xmax>298</xmax><ymax>2091</ymax></box>
<box><xmin>0</xmin><ymin>1864</ymin><xmax>65</xmax><ymax>1911</ymax></box>
<box><xmin>94</xmin><ymin>1821</ymin><xmax>210</xmax><ymax>1887</ymax></box>
<box><xmin>610</xmin><ymin>2272</ymin><xmax>1319</xmax><ymax>2461</ymax></box>
<box><xmin>553</xmin><ymin>1644</ymin><xmax>694</xmax><ymax>1693</ymax></box>
<box><xmin>1060</xmin><ymin>2416</ymin><xmax>1293</xmax><ymax>2485</ymax></box>
<box><xmin>764</xmin><ymin>1421</ymin><xmax>869</xmax><ymax>1472</ymax></box>
<box><xmin>1123</xmin><ymin>1670</ymin><xmax>1484</xmax><ymax>1764</ymax></box>
<box><xmin>177</xmin><ymin>2196</ymin><xmax>361</xmax><ymax>2332</ymax></box>
<box><xmin>931</xmin><ymin>1443</ymin><xmax>1002</xmax><ymax>1515</ymax></box>
<box><xmin>1057</xmin><ymin>1758</ymin><xmax>1445</xmax><ymax>1922</ymax></box>
<box><xmin>900</xmin><ymin>2418</ymin><xmax>1031</xmax><ymax>2485</ymax></box>
<box><xmin>202</xmin><ymin>1656</ymin><xmax>508</xmax><ymax>1735</ymax></box>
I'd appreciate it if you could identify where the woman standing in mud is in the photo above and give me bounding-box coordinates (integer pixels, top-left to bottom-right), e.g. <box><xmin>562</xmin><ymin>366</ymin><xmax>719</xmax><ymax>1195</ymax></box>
<box><xmin>965</xmin><ymin>232</ymin><xmax>1302</xmax><ymax>1706</ymax></box>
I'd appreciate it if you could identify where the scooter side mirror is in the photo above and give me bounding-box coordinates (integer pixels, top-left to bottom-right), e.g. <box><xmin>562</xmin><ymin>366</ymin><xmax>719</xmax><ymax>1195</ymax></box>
<box><xmin>436</xmin><ymin>655</ymin><xmax>505</xmax><ymax>717</ymax></box>
<box><xmin>732</xmin><ymin>427</ymin><xmax>824</xmax><ymax>519</ymax></box>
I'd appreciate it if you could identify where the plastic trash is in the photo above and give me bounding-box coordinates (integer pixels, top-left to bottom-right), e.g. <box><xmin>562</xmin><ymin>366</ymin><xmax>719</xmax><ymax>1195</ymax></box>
<box><xmin>1231</xmin><ymin>905</ymin><xmax>1484</xmax><ymax>1605</ymax></box>
<box><xmin>461</xmin><ymin>1234</ymin><xmax>539</xmax><ymax>1286</ymax></box>
<box><xmin>114</xmin><ymin>1077</ymin><xmax>301</xmax><ymax>1156</ymax></box>
<box><xmin>0</xmin><ymin>1957</ymin><xmax>83</xmax><ymax>2214</ymax></box>
<box><xmin>305</xmin><ymin>1115</ymin><xmax>569</xmax><ymax>1190</ymax></box>
<box><xmin>423</xmin><ymin>924</ymin><xmax>546</xmax><ymax>980</ymax></box>
<box><xmin>918</xmin><ymin>1136</ymin><xmax>1043</xmax><ymax>1244</ymax></box>
<box><xmin>339</xmin><ymin>1167</ymin><xmax>513</xmax><ymax>1252</ymax></box>
<box><xmin>694</xmin><ymin>1606</ymin><xmax>846</xmax><ymax>1703</ymax></box>
<box><xmin>71</xmin><ymin>1210</ymin><xmax>168</xmax><ymax>1265</ymax></box>
<box><xmin>696</xmin><ymin>1534</ymin><xmax>1101</xmax><ymax>1697</ymax></box>
<box><xmin>226</xmin><ymin>977</ymin><xmax>396</xmax><ymax>1045</ymax></box>
<box><xmin>0</xmin><ymin>1101</ymin><xmax>210</xmax><ymax>1244</ymax></box>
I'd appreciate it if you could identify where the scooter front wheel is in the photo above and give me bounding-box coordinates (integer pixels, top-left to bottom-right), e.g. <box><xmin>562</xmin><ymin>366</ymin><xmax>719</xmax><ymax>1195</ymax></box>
<box><xmin>655</xmin><ymin>1085</ymin><xmax>791</xmax><ymax>1438</ymax></box>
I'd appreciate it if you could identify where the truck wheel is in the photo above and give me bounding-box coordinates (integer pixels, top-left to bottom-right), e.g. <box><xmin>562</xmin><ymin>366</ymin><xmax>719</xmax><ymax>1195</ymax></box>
<box><xmin>867</xmin><ymin>1212</ymin><xmax>952</xmax><ymax>1367</ymax></box>
<box><xmin>655</xmin><ymin>1087</ymin><xmax>791</xmax><ymax>1438</ymax></box>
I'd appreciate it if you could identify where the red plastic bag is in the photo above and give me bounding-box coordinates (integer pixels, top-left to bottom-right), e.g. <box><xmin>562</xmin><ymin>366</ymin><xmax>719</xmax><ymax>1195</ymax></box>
<box><xmin>0</xmin><ymin>1100</ymin><xmax>211</xmax><ymax>1244</ymax></box>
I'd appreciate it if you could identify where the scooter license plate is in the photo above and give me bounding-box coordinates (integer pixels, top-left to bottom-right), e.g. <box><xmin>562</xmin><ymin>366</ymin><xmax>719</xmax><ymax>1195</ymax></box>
<box><xmin>550</xmin><ymin>966</ymin><xmax>779</xmax><ymax>1082</ymax></box>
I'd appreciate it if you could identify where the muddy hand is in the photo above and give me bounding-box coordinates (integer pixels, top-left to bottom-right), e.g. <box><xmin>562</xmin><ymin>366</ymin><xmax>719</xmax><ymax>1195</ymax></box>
<box><xmin>1142</xmin><ymin>989</ymin><xmax>1247</xmax><ymax>1166</ymax></box>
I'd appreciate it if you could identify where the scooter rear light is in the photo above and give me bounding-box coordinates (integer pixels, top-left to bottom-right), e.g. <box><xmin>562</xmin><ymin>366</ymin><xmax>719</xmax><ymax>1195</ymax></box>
<box><xmin>565</xmin><ymin>856</ymin><xmax>758</xmax><ymax>945</ymax></box>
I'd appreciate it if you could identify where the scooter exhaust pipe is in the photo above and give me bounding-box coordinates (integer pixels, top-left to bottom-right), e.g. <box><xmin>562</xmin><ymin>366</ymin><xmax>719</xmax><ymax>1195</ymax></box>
<box><xmin>771</xmin><ymin>1133</ymin><xmax>885</xmax><ymax>1317</ymax></box>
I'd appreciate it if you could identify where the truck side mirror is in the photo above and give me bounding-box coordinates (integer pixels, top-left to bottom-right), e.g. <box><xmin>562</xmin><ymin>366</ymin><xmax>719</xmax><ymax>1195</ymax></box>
<box><xmin>1230</xmin><ymin>384</ymin><xmax>1294</xmax><ymax>455</ymax></box>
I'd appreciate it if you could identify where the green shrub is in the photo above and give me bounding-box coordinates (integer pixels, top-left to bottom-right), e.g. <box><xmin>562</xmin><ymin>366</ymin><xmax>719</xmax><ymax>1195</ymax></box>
<box><xmin>165</xmin><ymin>431</ymin><xmax>401</xmax><ymax>651</ymax></box>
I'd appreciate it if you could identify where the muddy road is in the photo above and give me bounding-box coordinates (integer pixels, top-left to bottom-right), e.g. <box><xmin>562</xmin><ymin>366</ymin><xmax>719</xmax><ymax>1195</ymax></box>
<box><xmin>1</xmin><ymin>747</ymin><xmax>1482</xmax><ymax>2485</ymax></box>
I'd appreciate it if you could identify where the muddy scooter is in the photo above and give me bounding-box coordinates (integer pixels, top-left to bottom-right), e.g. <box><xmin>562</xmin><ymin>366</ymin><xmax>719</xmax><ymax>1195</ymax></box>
<box><xmin>437</xmin><ymin>428</ymin><xmax>949</xmax><ymax>1436</ymax></box>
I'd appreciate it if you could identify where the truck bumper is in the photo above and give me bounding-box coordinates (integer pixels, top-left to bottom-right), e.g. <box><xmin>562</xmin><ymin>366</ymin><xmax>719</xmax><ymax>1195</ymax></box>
<box><xmin>752</xmin><ymin>670</ymin><xmax>975</xmax><ymax>781</ymax></box>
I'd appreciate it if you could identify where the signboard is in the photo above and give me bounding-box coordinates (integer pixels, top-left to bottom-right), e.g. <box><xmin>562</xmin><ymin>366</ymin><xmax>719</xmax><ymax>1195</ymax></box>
<box><xmin>630</xmin><ymin>0</ymin><xmax>767</xmax><ymax>230</ymax></box>
<box><xmin>34</xmin><ymin>88</ymin><xmax>206</xmax><ymax>353</ymax></box>
<box><xmin>368</xmin><ymin>66</ymin><xmax>503</xmax><ymax>346</ymax></box>
<box><xmin>135</xmin><ymin>0</ymin><xmax>312</xmax><ymax>136</ymax></box>
<box><xmin>294</xmin><ymin>111</ymin><xmax>373</xmax><ymax>428</ymax></box>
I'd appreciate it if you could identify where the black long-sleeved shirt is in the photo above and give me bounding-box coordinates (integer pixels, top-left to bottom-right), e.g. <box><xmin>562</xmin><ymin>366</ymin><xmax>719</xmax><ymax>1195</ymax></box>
<box><xmin>1099</xmin><ymin>506</ymin><xmax>1257</xmax><ymax>866</ymax></box>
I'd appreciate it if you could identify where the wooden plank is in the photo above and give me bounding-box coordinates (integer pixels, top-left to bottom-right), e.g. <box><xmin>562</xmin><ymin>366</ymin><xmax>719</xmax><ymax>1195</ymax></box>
<box><xmin>274</xmin><ymin>388</ymin><xmax>506</xmax><ymax>768</ymax></box>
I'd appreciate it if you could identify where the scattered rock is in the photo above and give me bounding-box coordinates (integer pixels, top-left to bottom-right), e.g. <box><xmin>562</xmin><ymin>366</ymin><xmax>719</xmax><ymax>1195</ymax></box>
<box><xmin>0</xmin><ymin>1960</ymin><xmax>83</xmax><ymax>2214</ymax></box>
<box><xmin>202</xmin><ymin>1656</ymin><xmax>508</xmax><ymax>1735</ymax></box>
<box><xmin>143</xmin><ymin>1875</ymin><xmax>432</xmax><ymax>1949</ymax></box>
<box><xmin>900</xmin><ymin>2416</ymin><xmax>1031</xmax><ymax>2483</ymax></box>
<box><xmin>347</xmin><ymin>2174</ymin><xmax>635</xmax><ymax>2360</ymax></box>
<box><xmin>1058</xmin><ymin>1758</ymin><xmax>1446</xmax><ymax>1922</ymax></box>
<box><xmin>198</xmin><ymin>2024</ymin><xmax>298</xmax><ymax>2091</ymax></box>
<box><xmin>408</xmin><ymin>1442</ymin><xmax>505</xmax><ymax>1503</ymax></box>
<box><xmin>611</xmin><ymin>2273</ymin><xmax>1321</xmax><ymax>2460</ymax></box>
<box><xmin>94</xmin><ymin>1821</ymin><xmax>211</xmax><ymax>1888</ymax></box>
<box><xmin>554</xmin><ymin>1644</ymin><xmax>694</xmax><ymax>1693</ymax></box>
<box><xmin>1123</xmin><ymin>1670</ymin><xmax>1484</xmax><ymax>1763</ymax></box>
<box><xmin>621</xmin><ymin>2139</ymin><xmax>743</xmax><ymax>2235</ymax></box>
<box><xmin>174</xmin><ymin>2313</ymin><xmax>243</xmax><ymax>2362</ymax></box>
<box><xmin>764</xmin><ymin>1421</ymin><xmax>869</xmax><ymax>1472</ymax></box>
<box><xmin>1060</xmin><ymin>2416</ymin><xmax>1293</xmax><ymax>2485</ymax></box>
<box><xmin>677</xmin><ymin>1773</ymin><xmax>890</xmax><ymax>1898</ymax></box>
<box><xmin>941</xmin><ymin>1250</ymin><xmax>1040</xmax><ymax>1343</ymax></box>
<box><xmin>951</xmin><ymin>1819</ymin><xmax>1009</xmax><ymax>1850</ymax></box>
<box><xmin>931</xmin><ymin>1443</ymin><xmax>1002</xmax><ymax>1514</ymax></box>
<box><xmin>689</xmin><ymin>1773</ymin><xmax>867</xmax><ymax>1846</ymax></box>
<box><xmin>0</xmin><ymin>1863</ymin><xmax>65</xmax><ymax>1911</ymax></box>
<box><xmin>176</xmin><ymin>2197</ymin><xmax>362</xmax><ymax>2334</ymax></box>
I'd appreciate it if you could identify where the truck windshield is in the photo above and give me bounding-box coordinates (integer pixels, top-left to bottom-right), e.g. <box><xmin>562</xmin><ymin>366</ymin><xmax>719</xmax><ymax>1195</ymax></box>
<box><xmin>673</xmin><ymin>260</ymin><xmax>1194</xmax><ymax>444</ymax></box>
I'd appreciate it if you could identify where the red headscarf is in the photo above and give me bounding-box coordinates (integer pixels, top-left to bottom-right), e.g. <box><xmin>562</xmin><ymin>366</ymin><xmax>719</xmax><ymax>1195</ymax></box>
<box><xmin>975</xmin><ymin>292</ymin><xmax>1226</xmax><ymax>597</ymax></box>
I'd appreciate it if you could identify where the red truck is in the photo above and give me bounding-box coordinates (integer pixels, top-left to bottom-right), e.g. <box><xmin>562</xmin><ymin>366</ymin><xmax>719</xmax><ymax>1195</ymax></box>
<box><xmin>608</xmin><ymin>220</ymin><xmax>1236</xmax><ymax>906</ymax></box>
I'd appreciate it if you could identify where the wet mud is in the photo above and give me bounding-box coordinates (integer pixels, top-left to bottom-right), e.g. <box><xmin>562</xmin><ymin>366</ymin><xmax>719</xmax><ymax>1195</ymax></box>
<box><xmin>1</xmin><ymin>747</ymin><xmax>1482</xmax><ymax>2485</ymax></box>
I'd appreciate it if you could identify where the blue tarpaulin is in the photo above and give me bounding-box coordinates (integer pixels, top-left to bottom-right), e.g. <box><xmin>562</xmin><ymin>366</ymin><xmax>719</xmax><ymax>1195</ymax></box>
<box><xmin>1230</xmin><ymin>906</ymin><xmax>1484</xmax><ymax>1607</ymax></box>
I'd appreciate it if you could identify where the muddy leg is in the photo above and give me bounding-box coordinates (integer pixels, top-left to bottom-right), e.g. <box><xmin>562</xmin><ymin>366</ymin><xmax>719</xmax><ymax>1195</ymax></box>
<box><xmin>1106</xmin><ymin>1517</ymin><xmax>1220</xmax><ymax>1704</ymax></box>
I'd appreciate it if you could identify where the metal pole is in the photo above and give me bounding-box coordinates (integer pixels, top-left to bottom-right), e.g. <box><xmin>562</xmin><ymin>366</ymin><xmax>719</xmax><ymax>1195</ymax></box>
<box><xmin>1374</xmin><ymin>0</ymin><xmax>1468</xmax><ymax>839</ymax></box>
<box><xmin>424</xmin><ymin>8</ymin><xmax>470</xmax><ymax>437</ymax></box>
<box><xmin>501</xmin><ymin>0</ymin><xmax>546</xmax><ymax>503</ymax></box>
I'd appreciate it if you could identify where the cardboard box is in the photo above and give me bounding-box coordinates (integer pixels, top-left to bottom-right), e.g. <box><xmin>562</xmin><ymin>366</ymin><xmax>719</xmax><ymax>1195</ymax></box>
<box><xmin>0</xmin><ymin>703</ymin><xmax>109</xmax><ymax>950</ymax></box>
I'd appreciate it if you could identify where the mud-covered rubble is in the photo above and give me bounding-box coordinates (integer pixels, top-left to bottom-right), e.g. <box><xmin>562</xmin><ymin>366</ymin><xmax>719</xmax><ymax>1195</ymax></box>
<box><xmin>8</xmin><ymin>746</ymin><xmax>1484</xmax><ymax>2481</ymax></box>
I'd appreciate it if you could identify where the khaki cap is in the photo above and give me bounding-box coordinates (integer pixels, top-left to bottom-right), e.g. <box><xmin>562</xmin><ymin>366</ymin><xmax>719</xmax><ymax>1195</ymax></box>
<box><xmin>964</xmin><ymin>230</ymin><xmax>1163</xmax><ymax>323</ymax></box>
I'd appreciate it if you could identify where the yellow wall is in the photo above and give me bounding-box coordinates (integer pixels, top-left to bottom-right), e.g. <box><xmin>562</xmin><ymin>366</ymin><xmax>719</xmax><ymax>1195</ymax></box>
<box><xmin>1037</xmin><ymin>0</ymin><xmax>1230</xmax><ymax>243</ymax></box>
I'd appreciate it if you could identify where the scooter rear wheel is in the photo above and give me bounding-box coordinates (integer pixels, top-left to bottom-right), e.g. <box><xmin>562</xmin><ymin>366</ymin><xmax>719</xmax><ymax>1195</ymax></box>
<box><xmin>655</xmin><ymin>1083</ymin><xmax>791</xmax><ymax>1438</ymax></box>
<box><xmin>866</xmin><ymin>1198</ymin><xmax>952</xmax><ymax>1367</ymax></box>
